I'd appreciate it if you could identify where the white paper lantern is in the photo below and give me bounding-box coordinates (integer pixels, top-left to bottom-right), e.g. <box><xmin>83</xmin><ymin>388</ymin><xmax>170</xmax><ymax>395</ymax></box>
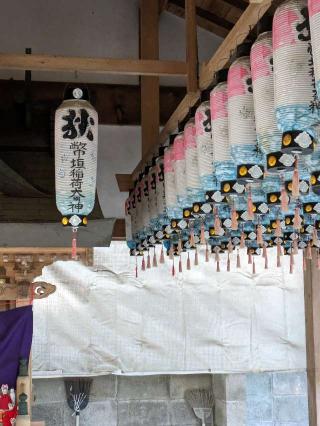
<box><xmin>172</xmin><ymin>133</ymin><xmax>188</xmax><ymax>207</ymax></box>
<box><xmin>309</xmin><ymin>0</ymin><xmax>320</xmax><ymax>97</ymax></box>
<box><xmin>227</xmin><ymin>56</ymin><xmax>257</xmax><ymax>164</ymax></box>
<box><xmin>195</xmin><ymin>101</ymin><xmax>214</xmax><ymax>190</ymax></box>
<box><xmin>251</xmin><ymin>32</ymin><xmax>282</xmax><ymax>154</ymax></box>
<box><xmin>273</xmin><ymin>0</ymin><xmax>319</xmax><ymax>134</ymax></box>
<box><xmin>164</xmin><ymin>145</ymin><xmax>178</xmax><ymax>218</ymax></box>
<box><xmin>184</xmin><ymin>118</ymin><xmax>203</xmax><ymax>202</ymax></box>
<box><xmin>55</xmin><ymin>87</ymin><xmax>98</xmax><ymax>227</ymax></box>
<box><xmin>155</xmin><ymin>151</ymin><xmax>166</xmax><ymax>222</ymax></box>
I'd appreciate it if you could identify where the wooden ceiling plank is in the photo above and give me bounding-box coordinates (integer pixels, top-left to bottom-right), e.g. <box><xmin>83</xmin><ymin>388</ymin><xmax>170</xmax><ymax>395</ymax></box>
<box><xmin>0</xmin><ymin>54</ymin><xmax>187</xmax><ymax>77</ymax></box>
<box><xmin>186</xmin><ymin>0</ymin><xmax>199</xmax><ymax>93</ymax></box>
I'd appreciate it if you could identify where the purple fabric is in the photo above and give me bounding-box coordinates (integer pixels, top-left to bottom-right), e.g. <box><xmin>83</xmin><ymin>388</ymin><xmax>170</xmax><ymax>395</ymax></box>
<box><xmin>0</xmin><ymin>306</ymin><xmax>33</xmax><ymax>388</ymax></box>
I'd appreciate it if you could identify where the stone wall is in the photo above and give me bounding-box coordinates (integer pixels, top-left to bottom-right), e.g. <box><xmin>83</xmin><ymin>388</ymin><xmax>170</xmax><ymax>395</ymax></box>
<box><xmin>32</xmin><ymin>371</ymin><xmax>309</xmax><ymax>426</ymax></box>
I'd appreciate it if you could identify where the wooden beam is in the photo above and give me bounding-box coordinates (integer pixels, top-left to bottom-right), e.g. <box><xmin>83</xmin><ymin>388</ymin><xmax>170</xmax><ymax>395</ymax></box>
<box><xmin>222</xmin><ymin>0</ymin><xmax>248</xmax><ymax>10</ymax></box>
<box><xmin>304</xmin><ymin>251</ymin><xmax>320</xmax><ymax>426</ymax></box>
<box><xmin>199</xmin><ymin>0</ymin><xmax>272</xmax><ymax>89</ymax></box>
<box><xmin>112</xmin><ymin>219</ymin><xmax>126</xmax><ymax>240</ymax></box>
<box><xmin>159</xmin><ymin>0</ymin><xmax>169</xmax><ymax>13</ymax></box>
<box><xmin>0</xmin><ymin>53</ymin><xmax>187</xmax><ymax>77</ymax></box>
<box><xmin>185</xmin><ymin>0</ymin><xmax>198</xmax><ymax>93</ymax></box>
<box><xmin>140</xmin><ymin>0</ymin><xmax>160</xmax><ymax>158</ymax></box>
<box><xmin>116</xmin><ymin>174</ymin><xmax>133</xmax><ymax>192</ymax></box>
<box><xmin>166</xmin><ymin>2</ymin><xmax>230</xmax><ymax>38</ymax></box>
<box><xmin>131</xmin><ymin>0</ymin><xmax>272</xmax><ymax>178</ymax></box>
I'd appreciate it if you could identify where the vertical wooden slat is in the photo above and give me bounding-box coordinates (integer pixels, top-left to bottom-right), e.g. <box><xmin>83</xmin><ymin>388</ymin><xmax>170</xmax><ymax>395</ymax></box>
<box><xmin>304</xmin><ymin>251</ymin><xmax>320</xmax><ymax>426</ymax></box>
<box><xmin>140</xmin><ymin>0</ymin><xmax>160</xmax><ymax>158</ymax></box>
<box><xmin>185</xmin><ymin>0</ymin><xmax>198</xmax><ymax>93</ymax></box>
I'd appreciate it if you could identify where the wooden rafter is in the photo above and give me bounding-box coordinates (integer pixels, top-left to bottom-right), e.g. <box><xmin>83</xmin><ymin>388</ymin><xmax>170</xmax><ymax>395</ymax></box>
<box><xmin>0</xmin><ymin>53</ymin><xmax>187</xmax><ymax>77</ymax></box>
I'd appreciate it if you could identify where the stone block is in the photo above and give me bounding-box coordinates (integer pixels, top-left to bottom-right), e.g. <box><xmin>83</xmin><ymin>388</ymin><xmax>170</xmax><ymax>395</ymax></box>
<box><xmin>274</xmin><ymin>396</ymin><xmax>309</xmax><ymax>422</ymax></box>
<box><xmin>272</xmin><ymin>372</ymin><xmax>307</xmax><ymax>396</ymax></box>
<box><xmin>215</xmin><ymin>399</ymin><xmax>227</xmax><ymax>426</ymax></box>
<box><xmin>246</xmin><ymin>395</ymin><xmax>273</xmax><ymax>422</ymax></box>
<box><xmin>32</xmin><ymin>402</ymin><xmax>64</xmax><ymax>426</ymax></box>
<box><xmin>118</xmin><ymin>400</ymin><xmax>169</xmax><ymax>426</ymax></box>
<box><xmin>226</xmin><ymin>401</ymin><xmax>246</xmax><ymax>426</ymax></box>
<box><xmin>90</xmin><ymin>375</ymin><xmax>116</xmax><ymax>400</ymax></box>
<box><xmin>225</xmin><ymin>374</ymin><xmax>246</xmax><ymax>401</ymax></box>
<box><xmin>62</xmin><ymin>400</ymin><xmax>117</xmax><ymax>426</ymax></box>
<box><xmin>117</xmin><ymin>375</ymin><xmax>169</xmax><ymax>400</ymax></box>
<box><xmin>33</xmin><ymin>379</ymin><xmax>65</xmax><ymax>403</ymax></box>
<box><xmin>170</xmin><ymin>374</ymin><xmax>212</xmax><ymax>399</ymax></box>
<box><xmin>246</xmin><ymin>373</ymin><xmax>272</xmax><ymax>396</ymax></box>
<box><xmin>213</xmin><ymin>375</ymin><xmax>227</xmax><ymax>401</ymax></box>
<box><xmin>168</xmin><ymin>400</ymin><xmax>200</xmax><ymax>425</ymax></box>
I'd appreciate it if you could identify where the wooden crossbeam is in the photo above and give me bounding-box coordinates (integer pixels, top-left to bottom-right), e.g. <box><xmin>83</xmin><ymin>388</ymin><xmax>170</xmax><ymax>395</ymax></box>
<box><xmin>0</xmin><ymin>53</ymin><xmax>187</xmax><ymax>77</ymax></box>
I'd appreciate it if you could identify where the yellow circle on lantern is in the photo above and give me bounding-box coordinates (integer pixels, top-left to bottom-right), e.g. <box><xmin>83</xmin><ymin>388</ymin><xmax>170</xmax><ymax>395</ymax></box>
<box><xmin>285</xmin><ymin>217</ymin><xmax>291</xmax><ymax>225</ymax></box>
<box><xmin>311</xmin><ymin>175</ymin><xmax>317</xmax><ymax>185</ymax></box>
<box><xmin>283</xmin><ymin>134</ymin><xmax>292</xmax><ymax>146</ymax></box>
<box><xmin>270</xmin><ymin>194</ymin><xmax>278</xmax><ymax>203</ymax></box>
<box><xmin>184</xmin><ymin>210</ymin><xmax>190</xmax><ymax>217</ymax></box>
<box><xmin>252</xmin><ymin>205</ymin><xmax>257</xmax><ymax>212</ymax></box>
<box><xmin>210</xmin><ymin>228</ymin><xmax>215</xmax><ymax>236</ymax></box>
<box><xmin>83</xmin><ymin>217</ymin><xmax>88</xmax><ymax>225</ymax></box>
<box><xmin>287</xmin><ymin>182</ymin><xmax>293</xmax><ymax>191</ymax></box>
<box><xmin>62</xmin><ymin>217</ymin><xmax>68</xmax><ymax>225</ymax></box>
<box><xmin>239</xmin><ymin>166</ymin><xmax>247</xmax><ymax>176</ymax></box>
<box><xmin>223</xmin><ymin>183</ymin><xmax>231</xmax><ymax>192</ymax></box>
<box><xmin>172</xmin><ymin>220</ymin><xmax>177</xmax><ymax>228</ymax></box>
<box><xmin>305</xmin><ymin>204</ymin><xmax>312</xmax><ymax>213</ymax></box>
<box><xmin>271</xmin><ymin>222</ymin><xmax>277</xmax><ymax>229</ymax></box>
<box><xmin>268</xmin><ymin>156</ymin><xmax>277</xmax><ymax>167</ymax></box>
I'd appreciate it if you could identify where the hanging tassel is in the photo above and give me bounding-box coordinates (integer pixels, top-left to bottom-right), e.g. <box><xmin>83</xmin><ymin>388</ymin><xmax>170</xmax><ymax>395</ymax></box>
<box><xmin>205</xmin><ymin>243</ymin><xmax>209</xmax><ymax>262</ymax></box>
<box><xmin>307</xmin><ymin>242</ymin><xmax>312</xmax><ymax>260</ymax></box>
<box><xmin>293</xmin><ymin>237</ymin><xmax>298</xmax><ymax>255</ymax></box>
<box><xmin>264</xmin><ymin>250</ymin><xmax>268</xmax><ymax>269</ymax></box>
<box><xmin>189</xmin><ymin>228</ymin><xmax>195</xmax><ymax>247</ymax></box>
<box><xmin>214</xmin><ymin>208</ymin><xmax>221</xmax><ymax>234</ymax></box>
<box><xmin>216</xmin><ymin>260</ymin><xmax>220</xmax><ymax>272</ymax></box>
<box><xmin>236</xmin><ymin>250</ymin><xmax>241</xmax><ymax>268</ymax></box>
<box><xmin>240</xmin><ymin>231</ymin><xmax>246</xmax><ymax>248</ymax></box>
<box><xmin>194</xmin><ymin>248</ymin><xmax>199</xmax><ymax>266</ymax></box>
<box><xmin>312</xmin><ymin>227</ymin><xmax>319</xmax><ymax>247</ymax></box>
<box><xmin>135</xmin><ymin>256</ymin><xmax>138</xmax><ymax>278</ymax></box>
<box><xmin>172</xmin><ymin>258</ymin><xmax>175</xmax><ymax>276</ymax></box>
<box><xmin>275</xmin><ymin>218</ymin><xmax>282</xmax><ymax>237</ymax></box>
<box><xmin>147</xmin><ymin>250</ymin><xmax>151</xmax><ymax>269</ymax></box>
<box><xmin>317</xmin><ymin>250</ymin><xmax>320</xmax><ymax>270</ymax></box>
<box><xmin>257</xmin><ymin>224</ymin><xmax>263</xmax><ymax>246</ymax></box>
<box><xmin>277</xmin><ymin>242</ymin><xmax>281</xmax><ymax>267</ymax></box>
<box><xmin>281</xmin><ymin>184</ymin><xmax>289</xmax><ymax>212</ymax></box>
<box><xmin>141</xmin><ymin>255</ymin><xmax>146</xmax><ymax>271</ymax></box>
<box><xmin>177</xmin><ymin>238</ymin><xmax>183</xmax><ymax>255</ymax></box>
<box><xmin>248</xmin><ymin>251</ymin><xmax>252</xmax><ymax>265</ymax></box>
<box><xmin>71</xmin><ymin>227</ymin><xmax>78</xmax><ymax>260</ymax></box>
<box><xmin>303</xmin><ymin>253</ymin><xmax>307</xmax><ymax>271</ymax></box>
<box><xmin>262</xmin><ymin>244</ymin><xmax>267</xmax><ymax>259</ymax></box>
<box><xmin>169</xmin><ymin>245</ymin><xmax>174</xmax><ymax>259</ymax></box>
<box><xmin>231</xmin><ymin>208</ymin><xmax>238</xmax><ymax>231</ymax></box>
<box><xmin>187</xmin><ymin>252</ymin><xmax>191</xmax><ymax>270</ymax></box>
<box><xmin>227</xmin><ymin>240</ymin><xmax>233</xmax><ymax>253</ymax></box>
<box><xmin>293</xmin><ymin>207</ymin><xmax>302</xmax><ymax>231</ymax></box>
<box><xmin>153</xmin><ymin>247</ymin><xmax>158</xmax><ymax>267</ymax></box>
<box><xmin>290</xmin><ymin>250</ymin><xmax>294</xmax><ymax>274</ymax></box>
<box><xmin>160</xmin><ymin>246</ymin><xmax>165</xmax><ymax>264</ymax></box>
<box><xmin>247</xmin><ymin>187</ymin><xmax>254</xmax><ymax>220</ymax></box>
<box><xmin>200</xmin><ymin>222</ymin><xmax>206</xmax><ymax>245</ymax></box>
<box><xmin>227</xmin><ymin>253</ymin><xmax>231</xmax><ymax>272</ymax></box>
<box><xmin>252</xmin><ymin>258</ymin><xmax>256</xmax><ymax>274</ymax></box>
<box><xmin>292</xmin><ymin>157</ymin><xmax>300</xmax><ymax>198</ymax></box>
<box><xmin>215</xmin><ymin>249</ymin><xmax>220</xmax><ymax>263</ymax></box>
<box><xmin>179</xmin><ymin>256</ymin><xmax>182</xmax><ymax>273</ymax></box>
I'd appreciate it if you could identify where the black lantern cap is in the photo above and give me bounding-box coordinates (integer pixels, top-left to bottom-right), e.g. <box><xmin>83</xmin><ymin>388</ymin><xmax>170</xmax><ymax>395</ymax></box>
<box><xmin>231</xmin><ymin>41</ymin><xmax>252</xmax><ymax>62</ymax></box>
<box><xmin>215</xmin><ymin>68</ymin><xmax>229</xmax><ymax>84</ymax></box>
<box><xmin>64</xmin><ymin>85</ymin><xmax>90</xmax><ymax>101</ymax></box>
<box><xmin>169</xmin><ymin>133</ymin><xmax>178</xmax><ymax>145</ymax></box>
<box><xmin>256</xmin><ymin>14</ymin><xmax>273</xmax><ymax>36</ymax></box>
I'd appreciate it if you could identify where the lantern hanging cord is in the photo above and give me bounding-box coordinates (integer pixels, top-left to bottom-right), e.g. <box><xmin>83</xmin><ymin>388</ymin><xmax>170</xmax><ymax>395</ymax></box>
<box><xmin>72</xmin><ymin>227</ymin><xmax>78</xmax><ymax>260</ymax></box>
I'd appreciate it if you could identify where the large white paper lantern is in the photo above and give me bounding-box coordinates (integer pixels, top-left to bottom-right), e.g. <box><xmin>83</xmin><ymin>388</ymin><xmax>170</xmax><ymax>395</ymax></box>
<box><xmin>273</xmin><ymin>0</ymin><xmax>319</xmax><ymax>148</ymax></box>
<box><xmin>184</xmin><ymin>118</ymin><xmax>203</xmax><ymax>203</ymax></box>
<box><xmin>164</xmin><ymin>144</ymin><xmax>180</xmax><ymax>218</ymax></box>
<box><xmin>55</xmin><ymin>87</ymin><xmax>98</xmax><ymax>227</ymax></box>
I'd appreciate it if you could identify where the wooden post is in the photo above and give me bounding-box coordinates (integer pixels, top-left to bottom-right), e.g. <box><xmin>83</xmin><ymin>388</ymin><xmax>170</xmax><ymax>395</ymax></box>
<box><xmin>304</xmin><ymin>251</ymin><xmax>320</xmax><ymax>426</ymax></box>
<box><xmin>140</xmin><ymin>0</ymin><xmax>160</xmax><ymax>158</ymax></box>
<box><xmin>185</xmin><ymin>0</ymin><xmax>198</xmax><ymax>93</ymax></box>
